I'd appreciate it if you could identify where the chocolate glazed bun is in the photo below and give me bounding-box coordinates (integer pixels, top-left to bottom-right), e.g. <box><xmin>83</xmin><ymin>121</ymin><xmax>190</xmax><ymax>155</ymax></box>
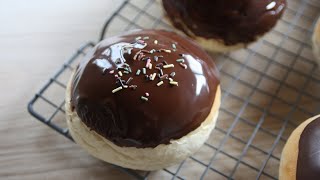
<box><xmin>279</xmin><ymin>114</ymin><xmax>320</xmax><ymax>180</ymax></box>
<box><xmin>162</xmin><ymin>0</ymin><xmax>286</xmax><ymax>52</ymax></box>
<box><xmin>65</xmin><ymin>29</ymin><xmax>221</xmax><ymax>170</ymax></box>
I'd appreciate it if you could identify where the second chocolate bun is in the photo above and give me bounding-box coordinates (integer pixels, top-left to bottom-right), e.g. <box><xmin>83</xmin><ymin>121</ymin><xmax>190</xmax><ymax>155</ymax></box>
<box><xmin>162</xmin><ymin>0</ymin><xmax>286</xmax><ymax>52</ymax></box>
<box><xmin>66</xmin><ymin>29</ymin><xmax>221</xmax><ymax>170</ymax></box>
<box><xmin>279</xmin><ymin>114</ymin><xmax>320</xmax><ymax>180</ymax></box>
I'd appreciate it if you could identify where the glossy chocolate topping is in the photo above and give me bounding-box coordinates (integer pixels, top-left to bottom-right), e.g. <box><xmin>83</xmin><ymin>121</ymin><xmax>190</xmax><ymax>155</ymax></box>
<box><xmin>297</xmin><ymin>117</ymin><xmax>320</xmax><ymax>180</ymax></box>
<box><xmin>70</xmin><ymin>30</ymin><xmax>220</xmax><ymax>148</ymax></box>
<box><xmin>162</xmin><ymin>0</ymin><xmax>286</xmax><ymax>45</ymax></box>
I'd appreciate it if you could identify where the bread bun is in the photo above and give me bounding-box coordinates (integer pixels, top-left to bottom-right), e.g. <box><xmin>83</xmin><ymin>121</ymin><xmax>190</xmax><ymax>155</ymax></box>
<box><xmin>66</xmin><ymin>29</ymin><xmax>221</xmax><ymax>170</ymax></box>
<box><xmin>162</xmin><ymin>0</ymin><xmax>286</xmax><ymax>52</ymax></box>
<box><xmin>279</xmin><ymin>114</ymin><xmax>320</xmax><ymax>180</ymax></box>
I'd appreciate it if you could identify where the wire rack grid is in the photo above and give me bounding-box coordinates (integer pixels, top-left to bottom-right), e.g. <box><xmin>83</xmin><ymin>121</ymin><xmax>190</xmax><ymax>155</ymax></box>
<box><xmin>28</xmin><ymin>0</ymin><xmax>320</xmax><ymax>179</ymax></box>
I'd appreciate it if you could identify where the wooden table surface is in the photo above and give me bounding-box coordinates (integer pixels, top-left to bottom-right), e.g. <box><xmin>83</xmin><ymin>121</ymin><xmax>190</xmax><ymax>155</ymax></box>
<box><xmin>0</xmin><ymin>0</ymin><xmax>137</xmax><ymax>179</ymax></box>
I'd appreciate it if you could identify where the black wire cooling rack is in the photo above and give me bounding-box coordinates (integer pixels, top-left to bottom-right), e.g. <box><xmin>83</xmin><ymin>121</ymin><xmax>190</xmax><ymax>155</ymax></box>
<box><xmin>28</xmin><ymin>0</ymin><xmax>320</xmax><ymax>179</ymax></box>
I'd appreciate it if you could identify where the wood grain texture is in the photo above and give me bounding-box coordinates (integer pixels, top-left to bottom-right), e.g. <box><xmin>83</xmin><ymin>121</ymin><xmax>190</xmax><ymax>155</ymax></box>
<box><xmin>0</xmin><ymin>0</ymin><xmax>134</xmax><ymax>179</ymax></box>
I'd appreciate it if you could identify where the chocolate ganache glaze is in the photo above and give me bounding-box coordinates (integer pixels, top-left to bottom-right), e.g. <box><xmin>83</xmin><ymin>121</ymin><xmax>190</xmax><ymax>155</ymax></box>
<box><xmin>70</xmin><ymin>30</ymin><xmax>220</xmax><ymax>148</ymax></box>
<box><xmin>162</xmin><ymin>0</ymin><xmax>286</xmax><ymax>45</ymax></box>
<box><xmin>297</xmin><ymin>117</ymin><xmax>320</xmax><ymax>180</ymax></box>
